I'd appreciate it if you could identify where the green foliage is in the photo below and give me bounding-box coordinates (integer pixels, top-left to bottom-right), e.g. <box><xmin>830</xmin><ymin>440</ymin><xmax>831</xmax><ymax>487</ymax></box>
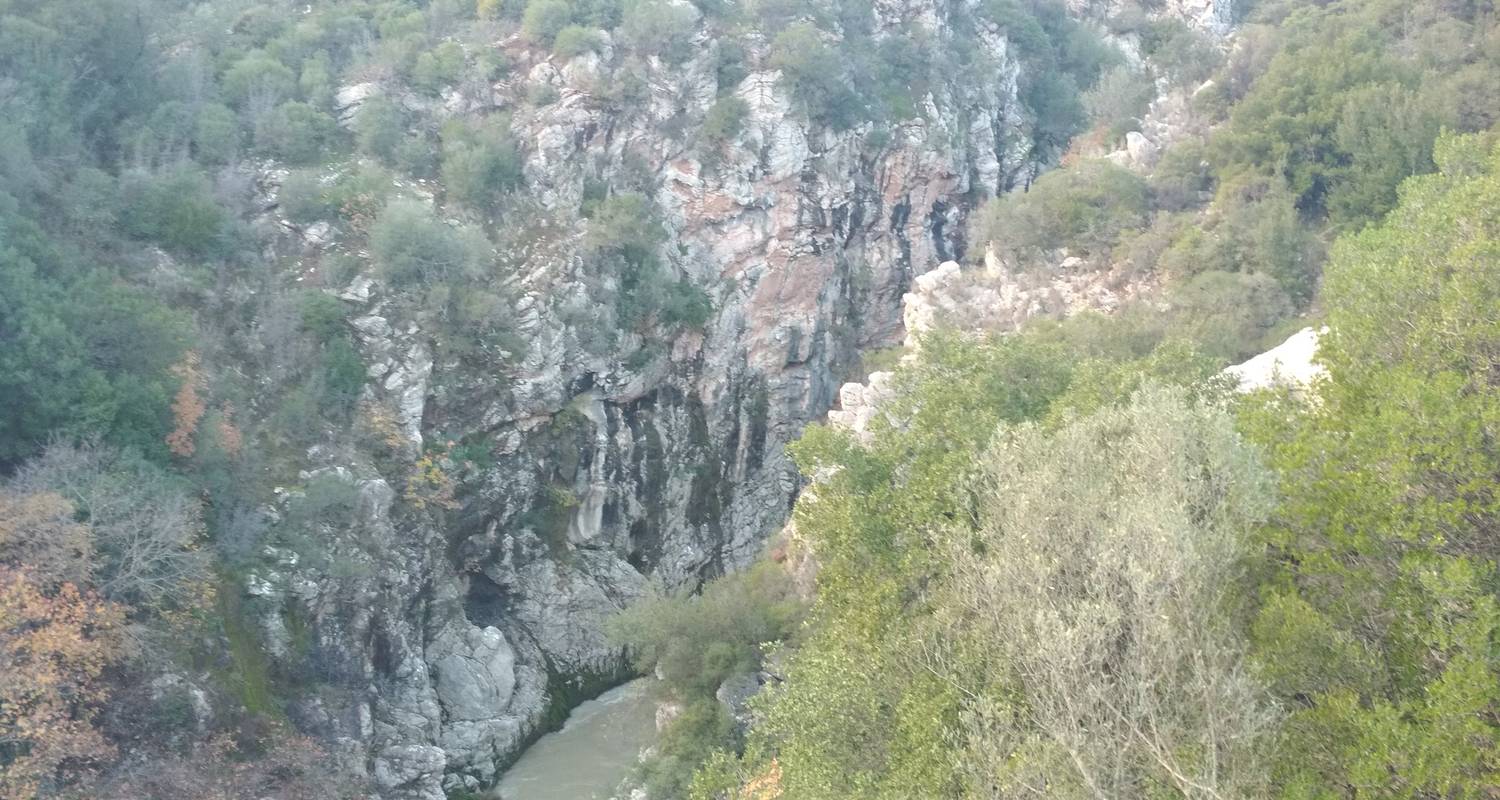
<box><xmin>278</xmin><ymin>165</ymin><xmax>392</xmax><ymax>224</ymax></box>
<box><xmin>439</xmin><ymin>116</ymin><xmax>523</xmax><ymax>210</ymax></box>
<box><xmin>620</xmin><ymin>0</ymin><xmax>699</xmax><ymax>62</ymax></box>
<box><xmin>1082</xmin><ymin>64</ymin><xmax>1153</xmax><ymax>136</ymax></box>
<box><xmin>411</xmin><ymin>41</ymin><xmax>465</xmax><ymax>94</ymax></box>
<box><xmin>551</xmin><ymin>24</ymin><xmax>599</xmax><ymax>58</ymax></box>
<box><xmin>981</xmin><ymin>0</ymin><xmax>1119</xmax><ymax>151</ymax></box>
<box><xmin>1238</xmin><ymin>132</ymin><xmax>1500</xmax><ymax>796</ymax></box>
<box><xmin>1168</xmin><ymin>269</ymin><xmax>1292</xmax><ymax>360</ymax></box>
<box><xmin>639</xmin><ymin>701</ymin><xmax>735</xmax><ymax>799</ymax></box>
<box><xmin>192</xmin><ymin>104</ymin><xmax>241</xmax><ymax>165</ymax></box>
<box><xmin>354</xmin><ymin>96</ymin><xmax>406</xmax><ymax>165</ymax></box>
<box><xmin>701</xmin><ymin>96</ymin><xmax>748</xmax><ymax>144</ymax></box>
<box><xmin>118</xmin><ymin>167</ymin><xmax>229</xmax><ymax>258</ymax></box>
<box><xmin>972</xmin><ymin>160</ymin><xmax>1150</xmax><ymax>262</ymax></box>
<box><xmin>582</xmin><ymin>192</ymin><xmax>712</xmax><ymax>329</ymax></box>
<box><xmin>222</xmin><ymin>50</ymin><xmax>297</xmax><ymax>107</ymax></box>
<box><xmin>0</xmin><ymin>223</ymin><xmax>189</xmax><ymax>466</ymax></box>
<box><xmin>611</xmin><ymin>561</ymin><xmax>802</xmax><ymax>699</ymax></box>
<box><xmin>1141</xmin><ymin>17</ymin><xmax>1220</xmax><ymax>88</ymax></box>
<box><xmin>369</xmin><ymin>199</ymin><xmax>492</xmax><ymax>285</ymax></box>
<box><xmin>522</xmin><ymin>0</ymin><xmax>574</xmax><ymax>44</ymax></box>
<box><xmin>256</xmin><ymin>101</ymin><xmax>340</xmax><ymax>163</ymax></box>
<box><xmin>611</xmin><ymin>561</ymin><xmax>803</xmax><ymax>797</ymax></box>
<box><xmin>769</xmin><ymin>23</ymin><xmax>866</xmax><ymax>131</ymax></box>
<box><xmin>1208</xmin><ymin>0</ymin><xmax>1496</xmax><ymax>229</ymax></box>
<box><xmin>945</xmin><ymin>385</ymin><xmax>1276</xmax><ymax>798</ymax></box>
<box><xmin>584</xmin><ymin>192</ymin><xmax>664</xmax><ymax>262</ymax></box>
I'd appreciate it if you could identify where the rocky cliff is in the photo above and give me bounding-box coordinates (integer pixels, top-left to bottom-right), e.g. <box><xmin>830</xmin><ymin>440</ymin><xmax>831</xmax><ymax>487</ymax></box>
<box><xmin>239</xmin><ymin>1</ymin><xmax>1233</xmax><ymax>797</ymax></box>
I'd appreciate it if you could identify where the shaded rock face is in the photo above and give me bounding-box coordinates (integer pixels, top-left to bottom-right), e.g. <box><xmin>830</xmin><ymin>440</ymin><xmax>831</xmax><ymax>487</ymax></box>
<box><xmin>244</xmin><ymin>1</ymin><xmax>1229</xmax><ymax>796</ymax></box>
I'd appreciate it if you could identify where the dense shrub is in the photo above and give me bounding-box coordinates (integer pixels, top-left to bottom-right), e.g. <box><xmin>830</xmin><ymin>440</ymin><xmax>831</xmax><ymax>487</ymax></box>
<box><xmin>279</xmin><ymin>165</ymin><xmax>393</xmax><ymax>225</ymax></box>
<box><xmin>221</xmin><ymin>50</ymin><xmax>296</xmax><ymax>107</ymax></box>
<box><xmin>621</xmin><ymin>0</ymin><xmax>699</xmax><ymax>62</ymax></box>
<box><xmin>551</xmin><ymin>24</ymin><xmax>599</xmax><ymax>58</ymax></box>
<box><xmin>522</xmin><ymin>0</ymin><xmax>573</xmax><ymax>44</ymax></box>
<box><xmin>770</xmin><ymin>24</ymin><xmax>866</xmax><ymax>130</ymax></box>
<box><xmin>410</xmin><ymin>41</ymin><xmax>465</xmax><ymax>94</ymax></box>
<box><xmin>354</xmin><ymin>96</ymin><xmax>405</xmax><ymax>163</ymax></box>
<box><xmin>192</xmin><ymin>104</ymin><xmax>241</xmax><ymax>165</ymax></box>
<box><xmin>118</xmin><ymin>167</ymin><xmax>229</xmax><ymax>258</ymax></box>
<box><xmin>972</xmin><ymin>160</ymin><xmax>1151</xmax><ymax>263</ymax></box>
<box><xmin>439</xmin><ymin>116</ymin><xmax>524</xmax><ymax>210</ymax></box>
<box><xmin>700</xmin><ymin>95</ymin><xmax>748</xmax><ymax>144</ymax></box>
<box><xmin>256</xmin><ymin>101</ymin><xmax>340</xmax><ymax>163</ymax></box>
<box><xmin>368</xmin><ymin>199</ymin><xmax>491</xmax><ymax>285</ymax></box>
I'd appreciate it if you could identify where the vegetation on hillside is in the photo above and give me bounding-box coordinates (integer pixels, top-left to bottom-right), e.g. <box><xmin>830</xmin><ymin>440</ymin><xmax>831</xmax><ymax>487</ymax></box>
<box><xmin>3</xmin><ymin>0</ymin><xmax>1498</xmax><ymax>795</ymax></box>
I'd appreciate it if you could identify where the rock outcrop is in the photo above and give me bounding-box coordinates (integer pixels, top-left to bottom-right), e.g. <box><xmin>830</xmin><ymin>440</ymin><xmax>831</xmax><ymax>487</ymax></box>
<box><xmin>1223</xmin><ymin>327</ymin><xmax>1327</xmax><ymax>392</ymax></box>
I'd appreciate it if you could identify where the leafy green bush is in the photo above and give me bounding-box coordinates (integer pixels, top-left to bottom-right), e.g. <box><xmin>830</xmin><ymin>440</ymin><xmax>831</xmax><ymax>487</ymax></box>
<box><xmin>584</xmin><ymin>192</ymin><xmax>665</xmax><ymax>264</ymax></box>
<box><xmin>1142</xmin><ymin>18</ymin><xmax>1220</xmax><ymax>88</ymax></box>
<box><xmin>522</xmin><ymin>0</ymin><xmax>574</xmax><ymax>44</ymax></box>
<box><xmin>551</xmin><ymin>24</ymin><xmax>599</xmax><ymax>58</ymax></box>
<box><xmin>354</xmin><ymin>96</ymin><xmax>405</xmax><ymax>164</ymax></box>
<box><xmin>621</xmin><ymin>0</ymin><xmax>698</xmax><ymax>62</ymax></box>
<box><xmin>770</xmin><ymin>23</ymin><xmax>866</xmax><ymax>130</ymax></box>
<box><xmin>221</xmin><ymin>50</ymin><xmax>296</xmax><ymax>107</ymax></box>
<box><xmin>700</xmin><ymin>96</ymin><xmax>748</xmax><ymax>144</ymax></box>
<box><xmin>439</xmin><ymin>116</ymin><xmax>523</xmax><ymax>210</ymax></box>
<box><xmin>981</xmin><ymin>0</ymin><xmax>1118</xmax><ymax>150</ymax></box>
<box><xmin>118</xmin><ymin>167</ymin><xmax>229</xmax><ymax>258</ymax></box>
<box><xmin>255</xmin><ymin>101</ymin><xmax>339</xmax><ymax>163</ymax></box>
<box><xmin>1168</xmin><ymin>269</ymin><xmax>1291</xmax><ymax>360</ymax></box>
<box><xmin>192</xmin><ymin>103</ymin><xmax>241</xmax><ymax>165</ymax></box>
<box><xmin>368</xmin><ymin>199</ymin><xmax>491</xmax><ymax>286</ymax></box>
<box><xmin>1082</xmin><ymin>64</ymin><xmax>1152</xmax><ymax>136</ymax></box>
<box><xmin>410</xmin><ymin>41</ymin><xmax>465</xmax><ymax>94</ymax></box>
<box><xmin>0</xmin><ymin>223</ymin><xmax>189</xmax><ymax>467</ymax></box>
<box><xmin>1236</xmin><ymin>131</ymin><xmax>1500</xmax><ymax>797</ymax></box>
<box><xmin>971</xmin><ymin>160</ymin><xmax>1151</xmax><ymax>263</ymax></box>
<box><xmin>279</xmin><ymin>166</ymin><xmax>393</xmax><ymax>224</ymax></box>
<box><xmin>611</xmin><ymin>561</ymin><xmax>802</xmax><ymax>698</ymax></box>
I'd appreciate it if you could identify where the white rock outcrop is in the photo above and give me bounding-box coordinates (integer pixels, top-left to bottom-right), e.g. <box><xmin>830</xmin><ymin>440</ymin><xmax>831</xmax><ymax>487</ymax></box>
<box><xmin>1223</xmin><ymin>327</ymin><xmax>1327</xmax><ymax>392</ymax></box>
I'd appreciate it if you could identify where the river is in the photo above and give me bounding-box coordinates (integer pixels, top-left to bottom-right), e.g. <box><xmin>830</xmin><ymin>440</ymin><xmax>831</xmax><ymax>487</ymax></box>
<box><xmin>491</xmin><ymin>679</ymin><xmax>659</xmax><ymax>800</ymax></box>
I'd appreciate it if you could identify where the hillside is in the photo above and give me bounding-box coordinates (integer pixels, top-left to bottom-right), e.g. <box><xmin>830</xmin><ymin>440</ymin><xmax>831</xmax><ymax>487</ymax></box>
<box><xmin>2</xmin><ymin>0</ymin><xmax>1498</xmax><ymax>798</ymax></box>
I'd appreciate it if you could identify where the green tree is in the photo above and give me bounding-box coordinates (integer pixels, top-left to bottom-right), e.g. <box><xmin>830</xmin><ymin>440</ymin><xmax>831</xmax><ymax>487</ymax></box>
<box><xmin>949</xmin><ymin>385</ymin><xmax>1277</xmax><ymax>798</ymax></box>
<box><xmin>1241</xmin><ymin>131</ymin><xmax>1500</xmax><ymax>797</ymax></box>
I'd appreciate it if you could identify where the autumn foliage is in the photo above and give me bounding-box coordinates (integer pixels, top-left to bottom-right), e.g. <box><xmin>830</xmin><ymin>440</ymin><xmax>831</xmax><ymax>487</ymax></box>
<box><xmin>166</xmin><ymin>351</ymin><xmax>205</xmax><ymax>458</ymax></box>
<box><xmin>0</xmin><ymin>568</ymin><xmax>123</xmax><ymax>798</ymax></box>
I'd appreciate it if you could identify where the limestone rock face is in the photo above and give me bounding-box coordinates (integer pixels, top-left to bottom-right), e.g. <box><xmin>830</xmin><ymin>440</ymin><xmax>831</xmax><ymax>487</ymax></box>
<box><xmin>1223</xmin><ymin>327</ymin><xmax>1327</xmax><ymax>392</ymax></box>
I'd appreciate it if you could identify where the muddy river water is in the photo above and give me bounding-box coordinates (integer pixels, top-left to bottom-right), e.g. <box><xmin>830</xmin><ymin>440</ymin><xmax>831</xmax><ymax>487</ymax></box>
<box><xmin>491</xmin><ymin>679</ymin><xmax>658</xmax><ymax>800</ymax></box>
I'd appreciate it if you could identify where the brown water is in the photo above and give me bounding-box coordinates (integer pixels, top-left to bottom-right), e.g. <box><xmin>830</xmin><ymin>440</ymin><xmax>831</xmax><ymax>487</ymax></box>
<box><xmin>492</xmin><ymin>679</ymin><xmax>658</xmax><ymax>800</ymax></box>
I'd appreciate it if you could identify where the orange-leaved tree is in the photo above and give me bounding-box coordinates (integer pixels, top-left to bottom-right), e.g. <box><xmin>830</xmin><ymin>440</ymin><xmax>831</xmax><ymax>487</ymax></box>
<box><xmin>0</xmin><ymin>489</ymin><xmax>124</xmax><ymax>798</ymax></box>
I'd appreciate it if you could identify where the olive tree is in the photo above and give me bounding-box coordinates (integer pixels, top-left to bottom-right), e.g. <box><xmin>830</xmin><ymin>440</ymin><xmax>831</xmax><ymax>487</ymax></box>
<box><xmin>945</xmin><ymin>384</ymin><xmax>1278</xmax><ymax>799</ymax></box>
